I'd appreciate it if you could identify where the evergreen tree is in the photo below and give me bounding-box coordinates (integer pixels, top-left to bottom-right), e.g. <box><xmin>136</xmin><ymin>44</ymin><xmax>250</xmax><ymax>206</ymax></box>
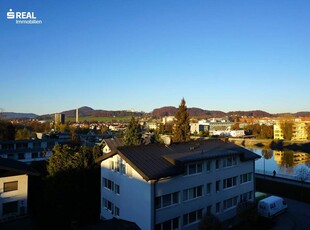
<box><xmin>124</xmin><ymin>116</ymin><xmax>142</xmax><ymax>146</ymax></box>
<box><xmin>173</xmin><ymin>98</ymin><xmax>191</xmax><ymax>142</ymax></box>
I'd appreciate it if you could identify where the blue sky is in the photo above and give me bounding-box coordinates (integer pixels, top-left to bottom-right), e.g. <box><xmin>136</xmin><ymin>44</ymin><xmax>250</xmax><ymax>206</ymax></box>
<box><xmin>1</xmin><ymin>0</ymin><xmax>309</xmax><ymax>115</ymax></box>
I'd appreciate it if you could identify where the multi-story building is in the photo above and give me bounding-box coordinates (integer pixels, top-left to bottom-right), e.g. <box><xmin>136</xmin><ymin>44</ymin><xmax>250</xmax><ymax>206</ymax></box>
<box><xmin>274</xmin><ymin>120</ymin><xmax>309</xmax><ymax>141</ymax></box>
<box><xmin>292</xmin><ymin>122</ymin><xmax>309</xmax><ymax>141</ymax></box>
<box><xmin>0</xmin><ymin>139</ymin><xmax>68</xmax><ymax>163</ymax></box>
<box><xmin>0</xmin><ymin>157</ymin><xmax>38</xmax><ymax>222</ymax></box>
<box><xmin>99</xmin><ymin>139</ymin><xmax>260</xmax><ymax>229</ymax></box>
<box><xmin>54</xmin><ymin>113</ymin><xmax>65</xmax><ymax>125</ymax></box>
<box><xmin>273</xmin><ymin>121</ymin><xmax>284</xmax><ymax>140</ymax></box>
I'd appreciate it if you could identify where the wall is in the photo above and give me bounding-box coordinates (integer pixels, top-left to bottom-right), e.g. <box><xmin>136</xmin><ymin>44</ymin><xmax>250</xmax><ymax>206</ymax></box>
<box><xmin>155</xmin><ymin>157</ymin><xmax>255</xmax><ymax>228</ymax></box>
<box><xmin>0</xmin><ymin>174</ymin><xmax>28</xmax><ymax>222</ymax></box>
<box><xmin>101</xmin><ymin>155</ymin><xmax>153</xmax><ymax>230</ymax></box>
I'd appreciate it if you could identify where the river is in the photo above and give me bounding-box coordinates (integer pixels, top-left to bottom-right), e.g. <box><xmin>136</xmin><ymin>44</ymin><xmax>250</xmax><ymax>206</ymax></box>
<box><xmin>247</xmin><ymin>148</ymin><xmax>310</xmax><ymax>182</ymax></box>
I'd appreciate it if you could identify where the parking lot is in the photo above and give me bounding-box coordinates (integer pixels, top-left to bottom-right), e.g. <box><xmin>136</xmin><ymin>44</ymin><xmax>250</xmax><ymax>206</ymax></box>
<box><xmin>271</xmin><ymin>197</ymin><xmax>310</xmax><ymax>230</ymax></box>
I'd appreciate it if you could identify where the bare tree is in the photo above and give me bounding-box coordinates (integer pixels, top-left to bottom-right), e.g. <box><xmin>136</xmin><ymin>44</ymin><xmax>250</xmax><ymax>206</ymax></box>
<box><xmin>296</xmin><ymin>166</ymin><xmax>310</xmax><ymax>183</ymax></box>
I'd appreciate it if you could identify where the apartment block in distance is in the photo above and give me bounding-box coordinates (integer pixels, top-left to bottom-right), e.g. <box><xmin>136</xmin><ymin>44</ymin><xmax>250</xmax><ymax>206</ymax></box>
<box><xmin>54</xmin><ymin>113</ymin><xmax>65</xmax><ymax>125</ymax></box>
<box><xmin>0</xmin><ymin>139</ymin><xmax>68</xmax><ymax>163</ymax></box>
<box><xmin>98</xmin><ymin>139</ymin><xmax>260</xmax><ymax>230</ymax></box>
<box><xmin>274</xmin><ymin>120</ymin><xmax>309</xmax><ymax>141</ymax></box>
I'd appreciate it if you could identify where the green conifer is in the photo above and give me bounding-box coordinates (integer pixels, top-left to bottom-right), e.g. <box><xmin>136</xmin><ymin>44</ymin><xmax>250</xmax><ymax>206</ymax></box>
<box><xmin>173</xmin><ymin>98</ymin><xmax>191</xmax><ymax>142</ymax></box>
<box><xmin>124</xmin><ymin>116</ymin><xmax>142</xmax><ymax>145</ymax></box>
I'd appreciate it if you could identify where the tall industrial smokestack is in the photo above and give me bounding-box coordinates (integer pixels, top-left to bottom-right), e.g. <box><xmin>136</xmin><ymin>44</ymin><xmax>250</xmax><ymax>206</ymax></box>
<box><xmin>76</xmin><ymin>108</ymin><xmax>79</xmax><ymax>123</ymax></box>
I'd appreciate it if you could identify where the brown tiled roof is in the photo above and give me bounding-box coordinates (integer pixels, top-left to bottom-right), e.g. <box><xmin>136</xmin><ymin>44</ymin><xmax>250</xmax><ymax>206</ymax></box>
<box><xmin>100</xmin><ymin>139</ymin><xmax>260</xmax><ymax>181</ymax></box>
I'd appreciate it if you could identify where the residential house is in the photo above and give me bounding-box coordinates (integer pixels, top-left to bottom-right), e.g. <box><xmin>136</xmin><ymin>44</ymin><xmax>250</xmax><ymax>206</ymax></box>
<box><xmin>98</xmin><ymin>139</ymin><xmax>260</xmax><ymax>229</ymax></box>
<box><xmin>189</xmin><ymin>123</ymin><xmax>199</xmax><ymax>134</ymax></box>
<box><xmin>0</xmin><ymin>158</ymin><xmax>38</xmax><ymax>222</ymax></box>
<box><xmin>162</xmin><ymin>116</ymin><xmax>175</xmax><ymax>125</ymax></box>
<box><xmin>101</xmin><ymin>138</ymin><xmax>124</xmax><ymax>155</ymax></box>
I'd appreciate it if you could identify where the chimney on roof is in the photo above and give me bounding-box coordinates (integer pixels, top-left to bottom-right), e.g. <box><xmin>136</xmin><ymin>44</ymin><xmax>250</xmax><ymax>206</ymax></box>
<box><xmin>163</xmin><ymin>136</ymin><xmax>171</xmax><ymax>146</ymax></box>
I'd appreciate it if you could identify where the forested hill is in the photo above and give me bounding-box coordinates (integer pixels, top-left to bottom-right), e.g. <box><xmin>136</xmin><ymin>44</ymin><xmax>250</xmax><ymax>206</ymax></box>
<box><xmin>38</xmin><ymin>106</ymin><xmax>145</xmax><ymax>119</ymax></box>
<box><xmin>151</xmin><ymin>107</ymin><xmax>310</xmax><ymax>118</ymax></box>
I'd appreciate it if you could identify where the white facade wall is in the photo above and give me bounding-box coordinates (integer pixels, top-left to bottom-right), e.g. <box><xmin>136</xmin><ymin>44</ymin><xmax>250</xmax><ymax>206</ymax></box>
<box><xmin>102</xmin><ymin>145</ymin><xmax>111</xmax><ymax>154</ymax></box>
<box><xmin>101</xmin><ymin>154</ymin><xmax>153</xmax><ymax>230</ymax></box>
<box><xmin>0</xmin><ymin>174</ymin><xmax>28</xmax><ymax>222</ymax></box>
<box><xmin>101</xmin><ymin>154</ymin><xmax>256</xmax><ymax>229</ymax></box>
<box><xmin>190</xmin><ymin>123</ymin><xmax>199</xmax><ymax>134</ymax></box>
<box><xmin>230</xmin><ymin>130</ymin><xmax>245</xmax><ymax>137</ymax></box>
<box><xmin>155</xmin><ymin>157</ymin><xmax>255</xmax><ymax>229</ymax></box>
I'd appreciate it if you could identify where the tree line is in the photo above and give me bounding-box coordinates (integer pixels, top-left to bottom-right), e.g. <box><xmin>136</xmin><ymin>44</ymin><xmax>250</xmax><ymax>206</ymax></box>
<box><xmin>29</xmin><ymin>144</ymin><xmax>102</xmax><ymax>229</ymax></box>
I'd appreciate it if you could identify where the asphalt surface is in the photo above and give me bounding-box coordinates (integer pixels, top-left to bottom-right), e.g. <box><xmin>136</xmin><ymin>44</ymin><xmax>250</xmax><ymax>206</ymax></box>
<box><xmin>271</xmin><ymin>197</ymin><xmax>310</xmax><ymax>230</ymax></box>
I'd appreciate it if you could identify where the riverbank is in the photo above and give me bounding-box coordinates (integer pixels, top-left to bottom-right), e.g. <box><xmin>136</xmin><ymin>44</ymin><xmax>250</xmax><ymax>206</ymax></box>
<box><xmin>229</xmin><ymin>138</ymin><xmax>310</xmax><ymax>153</ymax></box>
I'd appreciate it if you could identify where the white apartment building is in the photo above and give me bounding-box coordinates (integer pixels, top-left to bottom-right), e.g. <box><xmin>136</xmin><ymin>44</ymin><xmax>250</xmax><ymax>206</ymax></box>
<box><xmin>0</xmin><ymin>158</ymin><xmax>38</xmax><ymax>222</ymax></box>
<box><xmin>99</xmin><ymin>139</ymin><xmax>260</xmax><ymax>230</ymax></box>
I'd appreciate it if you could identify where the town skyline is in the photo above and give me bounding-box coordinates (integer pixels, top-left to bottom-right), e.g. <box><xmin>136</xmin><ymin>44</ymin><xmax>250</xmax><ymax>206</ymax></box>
<box><xmin>1</xmin><ymin>1</ymin><xmax>310</xmax><ymax>115</ymax></box>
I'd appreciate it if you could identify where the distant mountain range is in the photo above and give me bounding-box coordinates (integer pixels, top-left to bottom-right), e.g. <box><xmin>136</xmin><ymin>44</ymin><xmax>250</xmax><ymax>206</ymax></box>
<box><xmin>37</xmin><ymin>106</ymin><xmax>145</xmax><ymax>120</ymax></box>
<box><xmin>0</xmin><ymin>112</ymin><xmax>38</xmax><ymax>119</ymax></box>
<box><xmin>1</xmin><ymin>106</ymin><xmax>310</xmax><ymax>120</ymax></box>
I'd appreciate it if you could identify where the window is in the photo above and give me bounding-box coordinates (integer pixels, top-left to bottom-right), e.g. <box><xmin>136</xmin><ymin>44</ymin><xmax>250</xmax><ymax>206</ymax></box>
<box><xmin>103</xmin><ymin>178</ymin><xmax>114</xmax><ymax>191</ymax></box>
<box><xmin>215</xmin><ymin>159</ymin><xmax>220</xmax><ymax>169</ymax></box>
<box><xmin>223</xmin><ymin>196</ymin><xmax>238</xmax><ymax>210</ymax></box>
<box><xmin>249</xmin><ymin>191</ymin><xmax>252</xmax><ymax>200</ymax></box>
<box><xmin>163</xmin><ymin>194</ymin><xmax>172</xmax><ymax>207</ymax></box>
<box><xmin>155</xmin><ymin>217</ymin><xmax>179</xmax><ymax>230</ymax></box>
<box><xmin>183</xmin><ymin>209</ymin><xmax>202</xmax><ymax>226</ymax></box>
<box><xmin>216</xmin><ymin>180</ymin><xmax>220</xmax><ymax>192</ymax></box>
<box><xmin>109</xmin><ymin>160</ymin><xmax>115</xmax><ymax>170</ymax></box>
<box><xmin>3</xmin><ymin>181</ymin><xmax>18</xmax><ymax>192</ymax></box>
<box><xmin>223</xmin><ymin>156</ymin><xmax>237</xmax><ymax>168</ymax></box>
<box><xmin>115</xmin><ymin>159</ymin><xmax>120</xmax><ymax>172</ymax></box>
<box><xmin>183</xmin><ymin>185</ymin><xmax>203</xmax><ymax>201</ymax></box>
<box><xmin>216</xmin><ymin>202</ymin><xmax>221</xmax><ymax>213</ymax></box>
<box><xmin>2</xmin><ymin>201</ymin><xmax>18</xmax><ymax>215</ymax></box>
<box><xmin>223</xmin><ymin>177</ymin><xmax>237</xmax><ymax>189</ymax></box>
<box><xmin>103</xmin><ymin>198</ymin><xmax>114</xmax><ymax>213</ymax></box>
<box><xmin>121</xmin><ymin>161</ymin><xmax>126</xmax><ymax>174</ymax></box>
<box><xmin>185</xmin><ymin>163</ymin><xmax>202</xmax><ymax>175</ymax></box>
<box><xmin>115</xmin><ymin>184</ymin><xmax>120</xmax><ymax>195</ymax></box>
<box><xmin>240</xmin><ymin>191</ymin><xmax>253</xmax><ymax>202</ymax></box>
<box><xmin>240</xmin><ymin>173</ymin><xmax>252</xmax><ymax>184</ymax></box>
<box><xmin>18</xmin><ymin>153</ymin><xmax>25</xmax><ymax>160</ymax></box>
<box><xmin>32</xmin><ymin>152</ymin><xmax>38</xmax><ymax>159</ymax></box>
<box><xmin>115</xmin><ymin>206</ymin><xmax>120</xmax><ymax>217</ymax></box>
<box><xmin>126</xmin><ymin>165</ymin><xmax>132</xmax><ymax>177</ymax></box>
<box><xmin>206</xmin><ymin>183</ymin><xmax>212</xmax><ymax>195</ymax></box>
<box><xmin>155</xmin><ymin>192</ymin><xmax>179</xmax><ymax>209</ymax></box>
<box><xmin>206</xmin><ymin>161</ymin><xmax>211</xmax><ymax>172</ymax></box>
<box><xmin>206</xmin><ymin>205</ymin><xmax>212</xmax><ymax>216</ymax></box>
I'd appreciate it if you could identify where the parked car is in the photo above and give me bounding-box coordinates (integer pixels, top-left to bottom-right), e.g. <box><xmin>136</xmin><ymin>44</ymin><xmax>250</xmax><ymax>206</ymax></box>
<box><xmin>257</xmin><ymin>196</ymin><xmax>288</xmax><ymax>218</ymax></box>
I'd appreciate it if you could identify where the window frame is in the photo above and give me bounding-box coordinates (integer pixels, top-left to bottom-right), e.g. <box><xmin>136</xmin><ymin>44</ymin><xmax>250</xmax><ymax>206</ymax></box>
<box><xmin>3</xmin><ymin>181</ymin><xmax>18</xmax><ymax>192</ymax></box>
